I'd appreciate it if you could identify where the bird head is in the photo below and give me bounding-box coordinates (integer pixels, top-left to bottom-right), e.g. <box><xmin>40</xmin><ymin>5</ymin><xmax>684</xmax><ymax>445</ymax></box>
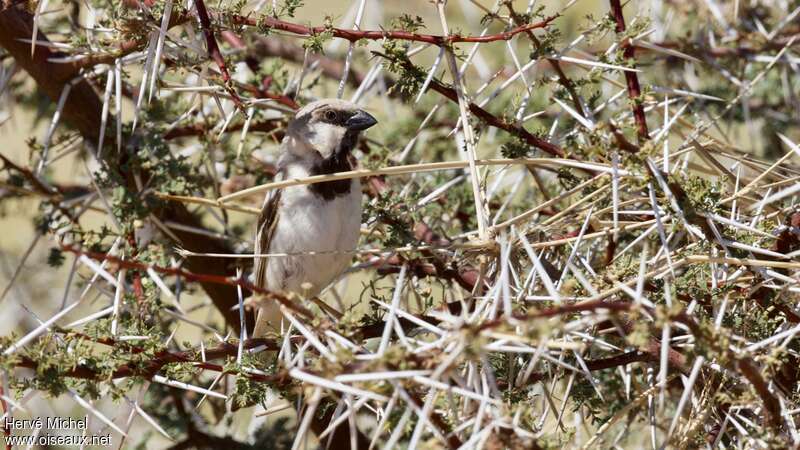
<box><xmin>285</xmin><ymin>99</ymin><xmax>378</xmax><ymax>160</ymax></box>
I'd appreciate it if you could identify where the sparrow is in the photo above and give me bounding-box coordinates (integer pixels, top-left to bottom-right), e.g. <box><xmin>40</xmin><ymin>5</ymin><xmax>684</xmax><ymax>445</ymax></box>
<box><xmin>251</xmin><ymin>99</ymin><xmax>377</xmax><ymax>337</ymax></box>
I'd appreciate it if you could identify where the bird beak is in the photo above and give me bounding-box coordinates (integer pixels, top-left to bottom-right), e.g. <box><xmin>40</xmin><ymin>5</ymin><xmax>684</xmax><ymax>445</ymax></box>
<box><xmin>346</xmin><ymin>110</ymin><xmax>378</xmax><ymax>131</ymax></box>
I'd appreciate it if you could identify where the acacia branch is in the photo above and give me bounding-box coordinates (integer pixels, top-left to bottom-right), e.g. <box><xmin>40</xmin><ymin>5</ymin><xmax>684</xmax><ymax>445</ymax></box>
<box><xmin>194</xmin><ymin>0</ymin><xmax>244</xmax><ymax>108</ymax></box>
<box><xmin>583</xmin><ymin>350</ymin><xmax>652</xmax><ymax>371</ymax></box>
<box><xmin>77</xmin><ymin>11</ymin><xmax>557</xmax><ymax>70</ymax></box>
<box><xmin>375</xmin><ymin>51</ymin><xmax>565</xmax><ymax>157</ymax></box>
<box><xmin>608</xmin><ymin>0</ymin><xmax>649</xmax><ymax>143</ymax></box>
<box><xmin>16</xmin><ymin>338</ymin><xmax>283</xmax><ymax>382</ymax></box>
<box><xmin>58</xmin><ymin>244</ymin><xmax>313</xmax><ymax>319</ymax></box>
<box><xmin>737</xmin><ymin>358</ymin><xmax>783</xmax><ymax>429</ymax></box>
<box><xmin>237</xmin><ymin>13</ymin><xmax>558</xmax><ymax>45</ymax></box>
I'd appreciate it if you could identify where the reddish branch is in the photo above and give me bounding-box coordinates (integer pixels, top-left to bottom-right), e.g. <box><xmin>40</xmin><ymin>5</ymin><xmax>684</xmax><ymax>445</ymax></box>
<box><xmin>608</xmin><ymin>121</ymin><xmax>641</xmax><ymax>154</ymax></box>
<box><xmin>487</xmin><ymin>299</ymin><xmax>635</xmax><ymax>330</ymax></box>
<box><xmin>368</xmin><ymin>221</ymin><xmax>483</xmax><ymax>292</ymax></box>
<box><xmin>217</xmin><ymin>31</ymin><xmax>299</xmax><ymax>109</ymax></box>
<box><xmin>0</xmin><ymin>153</ymin><xmax>59</xmax><ymax>195</ymax></box>
<box><xmin>372</xmin><ymin>253</ymin><xmax>482</xmax><ymax>292</ymax></box>
<box><xmin>16</xmin><ymin>337</ymin><xmax>283</xmax><ymax>382</ymax></box>
<box><xmin>608</xmin><ymin>0</ymin><xmax>649</xmax><ymax>143</ymax></box>
<box><xmin>58</xmin><ymin>244</ymin><xmax>313</xmax><ymax>319</ymax></box>
<box><xmin>193</xmin><ymin>0</ymin><xmax>244</xmax><ymax>109</ymax></box>
<box><xmin>583</xmin><ymin>350</ymin><xmax>651</xmax><ymax>371</ymax></box>
<box><xmin>428</xmin><ymin>74</ymin><xmax>565</xmax><ymax>157</ymax></box>
<box><xmin>737</xmin><ymin>358</ymin><xmax>783</xmax><ymax>429</ymax></box>
<box><xmin>237</xmin><ymin>14</ymin><xmax>559</xmax><ymax>46</ymax></box>
<box><xmin>78</xmin><ymin>11</ymin><xmax>557</xmax><ymax>70</ymax></box>
<box><xmin>0</xmin><ymin>152</ymin><xmax>89</xmax><ymax>224</ymax></box>
<box><xmin>378</xmin><ymin>51</ymin><xmax>565</xmax><ymax>157</ymax></box>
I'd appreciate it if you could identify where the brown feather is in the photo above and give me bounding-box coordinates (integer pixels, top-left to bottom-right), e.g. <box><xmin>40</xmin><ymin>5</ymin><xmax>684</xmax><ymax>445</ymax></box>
<box><xmin>252</xmin><ymin>182</ymin><xmax>282</xmax><ymax>338</ymax></box>
<box><xmin>254</xmin><ymin>188</ymin><xmax>282</xmax><ymax>288</ymax></box>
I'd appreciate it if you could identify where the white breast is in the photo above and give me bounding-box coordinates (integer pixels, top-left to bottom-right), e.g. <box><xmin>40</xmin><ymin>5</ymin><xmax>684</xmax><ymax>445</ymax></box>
<box><xmin>265</xmin><ymin>168</ymin><xmax>361</xmax><ymax>297</ymax></box>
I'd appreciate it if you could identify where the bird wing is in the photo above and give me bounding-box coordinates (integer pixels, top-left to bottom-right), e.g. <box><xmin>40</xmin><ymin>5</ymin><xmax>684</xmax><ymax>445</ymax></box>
<box><xmin>252</xmin><ymin>183</ymin><xmax>282</xmax><ymax>338</ymax></box>
<box><xmin>253</xmin><ymin>186</ymin><xmax>282</xmax><ymax>289</ymax></box>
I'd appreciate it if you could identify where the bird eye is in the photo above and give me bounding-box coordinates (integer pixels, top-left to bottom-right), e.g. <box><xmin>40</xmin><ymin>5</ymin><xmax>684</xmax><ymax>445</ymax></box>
<box><xmin>324</xmin><ymin>110</ymin><xmax>337</xmax><ymax>121</ymax></box>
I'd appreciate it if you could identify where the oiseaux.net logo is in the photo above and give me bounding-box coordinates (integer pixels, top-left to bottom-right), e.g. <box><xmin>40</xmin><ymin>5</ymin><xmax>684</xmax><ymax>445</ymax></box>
<box><xmin>4</xmin><ymin>416</ymin><xmax>113</xmax><ymax>447</ymax></box>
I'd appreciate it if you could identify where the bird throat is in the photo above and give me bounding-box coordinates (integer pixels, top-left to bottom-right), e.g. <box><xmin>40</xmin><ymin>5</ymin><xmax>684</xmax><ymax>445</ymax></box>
<box><xmin>308</xmin><ymin>131</ymin><xmax>357</xmax><ymax>200</ymax></box>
